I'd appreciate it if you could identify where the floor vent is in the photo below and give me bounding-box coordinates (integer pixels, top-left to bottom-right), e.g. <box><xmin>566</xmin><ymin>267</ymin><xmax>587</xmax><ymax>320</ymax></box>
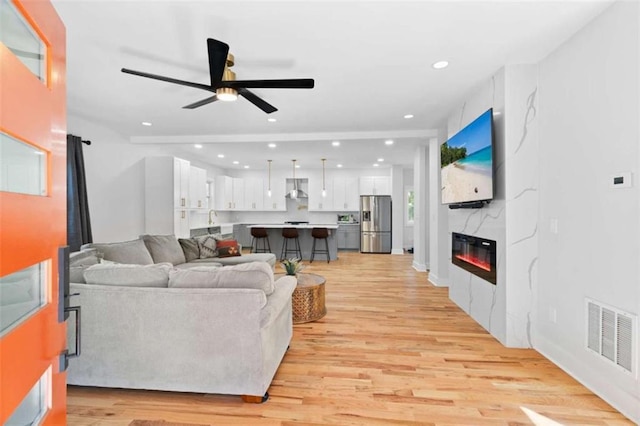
<box><xmin>586</xmin><ymin>298</ymin><xmax>636</xmax><ymax>376</ymax></box>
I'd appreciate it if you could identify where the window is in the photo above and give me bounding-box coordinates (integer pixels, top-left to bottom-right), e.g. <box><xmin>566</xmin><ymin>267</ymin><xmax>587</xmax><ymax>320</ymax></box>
<box><xmin>405</xmin><ymin>187</ymin><xmax>414</xmax><ymax>225</ymax></box>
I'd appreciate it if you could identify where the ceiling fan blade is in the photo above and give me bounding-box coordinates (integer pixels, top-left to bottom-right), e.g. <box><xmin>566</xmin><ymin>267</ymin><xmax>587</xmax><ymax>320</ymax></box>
<box><xmin>224</xmin><ymin>79</ymin><xmax>315</xmax><ymax>89</ymax></box>
<box><xmin>183</xmin><ymin>95</ymin><xmax>218</xmax><ymax>109</ymax></box>
<box><xmin>238</xmin><ymin>89</ymin><xmax>277</xmax><ymax>114</ymax></box>
<box><xmin>121</xmin><ymin>68</ymin><xmax>213</xmax><ymax>92</ymax></box>
<box><xmin>207</xmin><ymin>38</ymin><xmax>229</xmax><ymax>87</ymax></box>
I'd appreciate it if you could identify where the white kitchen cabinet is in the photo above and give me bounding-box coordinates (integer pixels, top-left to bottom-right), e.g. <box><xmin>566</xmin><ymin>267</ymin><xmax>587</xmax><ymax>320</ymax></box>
<box><xmin>189</xmin><ymin>166</ymin><xmax>208</xmax><ymax>209</ymax></box>
<box><xmin>308</xmin><ymin>178</ymin><xmax>334</xmax><ymax>211</ymax></box>
<box><xmin>263</xmin><ymin>178</ymin><xmax>286</xmax><ymax>211</ymax></box>
<box><xmin>144</xmin><ymin>156</ymin><xmax>191</xmax><ymax>238</ymax></box>
<box><xmin>243</xmin><ymin>177</ymin><xmax>264</xmax><ymax>210</ymax></box>
<box><xmin>333</xmin><ymin>177</ymin><xmax>359</xmax><ymax>210</ymax></box>
<box><xmin>359</xmin><ymin>176</ymin><xmax>391</xmax><ymax>195</ymax></box>
<box><xmin>215</xmin><ymin>176</ymin><xmax>245</xmax><ymax>210</ymax></box>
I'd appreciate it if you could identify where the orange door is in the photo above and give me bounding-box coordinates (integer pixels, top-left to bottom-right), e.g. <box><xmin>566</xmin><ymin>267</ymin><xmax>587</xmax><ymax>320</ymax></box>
<box><xmin>0</xmin><ymin>0</ymin><xmax>67</xmax><ymax>424</ymax></box>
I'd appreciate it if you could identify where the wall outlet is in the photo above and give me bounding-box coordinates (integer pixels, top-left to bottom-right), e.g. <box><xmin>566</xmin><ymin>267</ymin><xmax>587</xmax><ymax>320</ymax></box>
<box><xmin>549</xmin><ymin>307</ymin><xmax>557</xmax><ymax>323</ymax></box>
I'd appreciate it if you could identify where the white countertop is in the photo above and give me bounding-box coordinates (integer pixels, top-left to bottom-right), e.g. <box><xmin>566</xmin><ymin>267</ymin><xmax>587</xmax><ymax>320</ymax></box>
<box><xmin>247</xmin><ymin>223</ymin><xmax>340</xmax><ymax>229</ymax></box>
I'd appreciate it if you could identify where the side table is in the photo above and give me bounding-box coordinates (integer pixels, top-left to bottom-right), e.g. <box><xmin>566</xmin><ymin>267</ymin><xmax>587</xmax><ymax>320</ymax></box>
<box><xmin>276</xmin><ymin>273</ymin><xmax>327</xmax><ymax>323</ymax></box>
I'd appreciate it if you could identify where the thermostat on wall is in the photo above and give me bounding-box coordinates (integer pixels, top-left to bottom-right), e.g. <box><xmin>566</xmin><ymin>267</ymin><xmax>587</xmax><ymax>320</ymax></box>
<box><xmin>610</xmin><ymin>172</ymin><xmax>632</xmax><ymax>189</ymax></box>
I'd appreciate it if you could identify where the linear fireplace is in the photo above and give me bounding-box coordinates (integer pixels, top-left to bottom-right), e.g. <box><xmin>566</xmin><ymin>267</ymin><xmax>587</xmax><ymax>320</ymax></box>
<box><xmin>451</xmin><ymin>232</ymin><xmax>496</xmax><ymax>285</ymax></box>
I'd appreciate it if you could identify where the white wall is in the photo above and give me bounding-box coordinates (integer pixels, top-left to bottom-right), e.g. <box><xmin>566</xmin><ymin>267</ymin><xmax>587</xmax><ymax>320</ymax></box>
<box><xmin>68</xmin><ymin>115</ymin><xmax>226</xmax><ymax>242</ymax></box>
<box><xmin>536</xmin><ymin>2</ymin><xmax>639</xmax><ymax>421</ymax></box>
<box><xmin>390</xmin><ymin>165</ymin><xmax>404</xmax><ymax>254</ymax></box>
<box><xmin>428</xmin><ymin>134</ymin><xmax>449</xmax><ymax>287</ymax></box>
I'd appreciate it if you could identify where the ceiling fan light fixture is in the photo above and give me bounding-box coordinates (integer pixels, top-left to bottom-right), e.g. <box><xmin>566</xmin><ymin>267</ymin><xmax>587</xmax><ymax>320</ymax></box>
<box><xmin>217</xmin><ymin>87</ymin><xmax>238</xmax><ymax>102</ymax></box>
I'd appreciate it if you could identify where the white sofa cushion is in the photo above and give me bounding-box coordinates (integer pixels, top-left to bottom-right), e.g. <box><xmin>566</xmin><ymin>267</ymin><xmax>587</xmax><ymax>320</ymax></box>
<box><xmin>83</xmin><ymin>263</ymin><xmax>172</xmax><ymax>287</ymax></box>
<box><xmin>82</xmin><ymin>239</ymin><xmax>154</xmax><ymax>265</ymax></box>
<box><xmin>140</xmin><ymin>234</ymin><xmax>186</xmax><ymax>265</ymax></box>
<box><xmin>168</xmin><ymin>261</ymin><xmax>275</xmax><ymax>295</ymax></box>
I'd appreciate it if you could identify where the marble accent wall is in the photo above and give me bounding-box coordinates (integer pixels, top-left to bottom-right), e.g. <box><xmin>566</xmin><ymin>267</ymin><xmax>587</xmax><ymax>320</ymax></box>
<box><xmin>504</xmin><ymin>66</ymin><xmax>539</xmax><ymax>347</ymax></box>
<box><xmin>445</xmin><ymin>65</ymin><xmax>539</xmax><ymax>348</ymax></box>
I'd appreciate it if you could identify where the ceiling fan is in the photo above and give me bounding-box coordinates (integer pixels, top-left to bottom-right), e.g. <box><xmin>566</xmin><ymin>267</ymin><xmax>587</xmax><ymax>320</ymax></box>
<box><xmin>121</xmin><ymin>38</ymin><xmax>314</xmax><ymax>114</ymax></box>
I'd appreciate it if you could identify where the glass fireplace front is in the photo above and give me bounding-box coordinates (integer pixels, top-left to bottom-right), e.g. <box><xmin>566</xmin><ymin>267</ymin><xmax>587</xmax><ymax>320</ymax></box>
<box><xmin>451</xmin><ymin>232</ymin><xmax>496</xmax><ymax>285</ymax></box>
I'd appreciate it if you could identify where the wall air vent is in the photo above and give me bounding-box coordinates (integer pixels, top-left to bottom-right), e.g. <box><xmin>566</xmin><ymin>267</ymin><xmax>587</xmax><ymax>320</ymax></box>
<box><xmin>586</xmin><ymin>298</ymin><xmax>637</xmax><ymax>376</ymax></box>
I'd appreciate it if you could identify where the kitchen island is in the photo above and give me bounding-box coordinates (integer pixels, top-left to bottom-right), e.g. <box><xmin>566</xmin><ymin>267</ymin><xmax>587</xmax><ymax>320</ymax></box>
<box><xmin>247</xmin><ymin>224</ymin><xmax>339</xmax><ymax>261</ymax></box>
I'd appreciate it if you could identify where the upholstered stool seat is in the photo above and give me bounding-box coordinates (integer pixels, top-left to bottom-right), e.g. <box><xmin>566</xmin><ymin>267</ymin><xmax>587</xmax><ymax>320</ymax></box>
<box><xmin>250</xmin><ymin>227</ymin><xmax>271</xmax><ymax>253</ymax></box>
<box><xmin>310</xmin><ymin>227</ymin><xmax>330</xmax><ymax>263</ymax></box>
<box><xmin>280</xmin><ymin>227</ymin><xmax>302</xmax><ymax>260</ymax></box>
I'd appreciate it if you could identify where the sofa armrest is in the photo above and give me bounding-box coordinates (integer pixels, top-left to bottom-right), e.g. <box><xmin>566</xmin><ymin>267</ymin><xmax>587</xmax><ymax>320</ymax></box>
<box><xmin>260</xmin><ymin>276</ymin><xmax>297</xmax><ymax>327</ymax></box>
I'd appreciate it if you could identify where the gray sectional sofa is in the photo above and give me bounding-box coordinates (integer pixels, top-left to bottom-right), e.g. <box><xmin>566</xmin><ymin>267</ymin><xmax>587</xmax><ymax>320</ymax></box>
<box><xmin>66</xmin><ymin>234</ymin><xmax>295</xmax><ymax>402</ymax></box>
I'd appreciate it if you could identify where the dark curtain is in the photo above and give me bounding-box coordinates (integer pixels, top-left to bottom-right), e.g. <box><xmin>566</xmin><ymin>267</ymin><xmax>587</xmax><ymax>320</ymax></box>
<box><xmin>67</xmin><ymin>134</ymin><xmax>93</xmax><ymax>251</ymax></box>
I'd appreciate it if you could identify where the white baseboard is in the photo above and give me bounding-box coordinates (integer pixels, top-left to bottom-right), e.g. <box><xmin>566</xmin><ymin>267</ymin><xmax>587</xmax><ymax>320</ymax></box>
<box><xmin>427</xmin><ymin>272</ymin><xmax>449</xmax><ymax>287</ymax></box>
<box><xmin>391</xmin><ymin>248</ymin><xmax>404</xmax><ymax>255</ymax></box>
<box><xmin>412</xmin><ymin>261</ymin><xmax>427</xmax><ymax>272</ymax></box>
<box><xmin>536</xmin><ymin>335</ymin><xmax>639</xmax><ymax>423</ymax></box>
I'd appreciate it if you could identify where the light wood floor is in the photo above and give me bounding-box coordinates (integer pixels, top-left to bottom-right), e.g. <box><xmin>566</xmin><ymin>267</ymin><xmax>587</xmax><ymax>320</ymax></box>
<box><xmin>67</xmin><ymin>252</ymin><xmax>632</xmax><ymax>425</ymax></box>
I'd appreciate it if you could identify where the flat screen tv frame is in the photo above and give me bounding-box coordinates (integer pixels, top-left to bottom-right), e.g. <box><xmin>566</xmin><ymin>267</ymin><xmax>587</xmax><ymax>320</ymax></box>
<box><xmin>440</xmin><ymin>108</ymin><xmax>495</xmax><ymax>209</ymax></box>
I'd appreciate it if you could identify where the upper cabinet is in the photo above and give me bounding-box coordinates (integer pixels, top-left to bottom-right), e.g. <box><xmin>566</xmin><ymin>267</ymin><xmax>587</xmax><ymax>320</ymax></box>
<box><xmin>308</xmin><ymin>178</ymin><xmax>334</xmax><ymax>211</ymax></box>
<box><xmin>263</xmin><ymin>178</ymin><xmax>286</xmax><ymax>211</ymax></box>
<box><xmin>215</xmin><ymin>176</ymin><xmax>244</xmax><ymax>210</ymax></box>
<box><xmin>333</xmin><ymin>177</ymin><xmax>359</xmax><ymax>211</ymax></box>
<box><xmin>359</xmin><ymin>176</ymin><xmax>391</xmax><ymax>196</ymax></box>
<box><xmin>244</xmin><ymin>177</ymin><xmax>264</xmax><ymax>210</ymax></box>
<box><xmin>189</xmin><ymin>166</ymin><xmax>208</xmax><ymax>209</ymax></box>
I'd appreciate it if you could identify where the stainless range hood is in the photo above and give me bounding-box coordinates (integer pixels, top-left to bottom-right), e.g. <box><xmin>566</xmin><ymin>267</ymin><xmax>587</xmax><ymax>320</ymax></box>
<box><xmin>285</xmin><ymin>179</ymin><xmax>308</xmax><ymax>199</ymax></box>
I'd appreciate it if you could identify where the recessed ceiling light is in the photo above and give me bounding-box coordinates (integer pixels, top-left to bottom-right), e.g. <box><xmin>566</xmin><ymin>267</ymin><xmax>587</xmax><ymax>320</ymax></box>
<box><xmin>33</xmin><ymin>151</ymin><xmax>45</xmax><ymax>155</ymax></box>
<box><xmin>432</xmin><ymin>60</ymin><xmax>449</xmax><ymax>69</ymax></box>
<box><xmin>217</xmin><ymin>154</ymin><xmax>225</xmax><ymax>158</ymax></box>
<box><xmin>267</xmin><ymin>118</ymin><xmax>277</xmax><ymax>123</ymax></box>
<box><xmin>268</xmin><ymin>143</ymin><xmax>277</xmax><ymax>148</ymax></box>
<box><xmin>373</xmin><ymin>163</ymin><xmax>379</xmax><ymax>167</ymax></box>
<box><xmin>332</xmin><ymin>141</ymin><xmax>340</xmax><ymax>147</ymax></box>
<box><xmin>141</xmin><ymin>121</ymin><xmax>152</xmax><ymax>126</ymax></box>
<box><xmin>194</xmin><ymin>144</ymin><xmax>203</xmax><ymax>149</ymax></box>
<box><xmin>385</xmin><ymin>139</ymin><xmax>394</xmax><ymax>145</ymax></box>
<box><xmin>404</xmin><ymin>114</ymin><xmax>414</xmax><ymax>119</ymax></box>
<box><xmin>337</xmin><ymin>164</ymin><xmax>343</xmax><ymax>168</ymax></box>
<box><xmin>377</xmin><ymin>158</ymin><xmax>384</xmax><ymax>162</ymax></box>
<box><xmin>232</xmin><ymin>161</ymin><xmax>239</xmax><ymax>165</ymax></box>
<box><xmin>243</xmin><ymin>165</ymin><xmax>250</xmax><ymax>169</ymax></box>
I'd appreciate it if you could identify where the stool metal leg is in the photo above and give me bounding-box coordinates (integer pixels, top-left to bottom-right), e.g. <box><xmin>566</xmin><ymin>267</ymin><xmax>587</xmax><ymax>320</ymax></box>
<box><xmin>324</xmin><ymin>237</ymin><xmax>330</xmax><ymax>263</ymax></box>
<box><xmin>310</xmin><ymin>238</ymin><xmax>316</xmax><ymax>263</ymax></box>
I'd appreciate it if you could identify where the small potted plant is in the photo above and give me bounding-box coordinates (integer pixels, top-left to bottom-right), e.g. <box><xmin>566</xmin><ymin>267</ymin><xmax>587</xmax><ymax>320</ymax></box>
<box><xmin>281</xmin><ymin>258</ymin><xmax>304</xmax><ymax>276</ymax></box>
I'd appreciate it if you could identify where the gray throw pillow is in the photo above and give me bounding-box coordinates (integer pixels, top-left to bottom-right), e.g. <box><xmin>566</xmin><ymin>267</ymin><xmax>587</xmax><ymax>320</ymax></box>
<box><xmin>194</xmin><ymin>234</ymin><xmax>218</xmax><ymax>258</ymax></box>
<box><xmin>168</xmin><ymin>261</ymin><xmax>275</xmax><ymax>295</ymax></box>
<box><xmin>69</xmin><ymin>248</ymin><xmax>102</xmax><ymax>267</ymax></box>
<box><xmin>178</xmin><ymin>238</ymin><xmax>200</xmax><ymax>262</ymax></box>
<box><xmin>83</xmin><ymin>263</ymin><xmax>173</xmax><ymax>287</ymax></box>
<box><xmin>81</xmin><ymin>239</ymin><xmax>154</xmax><ymax>265</ymax></box>
<box><xmin>140</xmin><ymin>234</ymin><xmax>186</xmax><ymax>265</ymax></box>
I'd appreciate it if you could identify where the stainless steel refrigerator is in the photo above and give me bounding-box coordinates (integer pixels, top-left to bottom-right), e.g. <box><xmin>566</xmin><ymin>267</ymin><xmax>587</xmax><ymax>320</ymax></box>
<box><xmin>360</xmin><ymin>195</ymin><xmax>392</xmax><ymax>253</ymax></box>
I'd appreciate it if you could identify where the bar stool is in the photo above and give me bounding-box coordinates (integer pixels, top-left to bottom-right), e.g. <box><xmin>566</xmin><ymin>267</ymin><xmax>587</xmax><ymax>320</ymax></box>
<box><xmin>310</xmin><ymin>227</ymin><xmax>330</xmax><ymax>263</ymax></box>
<box><xmin>280</xmin><ymin>227</ymin><xmax>302</xmax><ymax>260</ymax></box>
<box><xmin>250</xmin><ymin>227</ymin><xmax>271</xmax><ymax>253</ymax></box>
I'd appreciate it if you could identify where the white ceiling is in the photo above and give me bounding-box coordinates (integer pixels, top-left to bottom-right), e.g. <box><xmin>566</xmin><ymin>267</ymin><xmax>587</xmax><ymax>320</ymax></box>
<box><xmin>52</xmin><ymin>0</ymin><xmax>612</xmax><ymax>170</ymax></box>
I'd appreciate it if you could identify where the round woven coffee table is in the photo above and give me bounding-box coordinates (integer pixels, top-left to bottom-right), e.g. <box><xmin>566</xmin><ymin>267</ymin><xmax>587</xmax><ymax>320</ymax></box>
<box><xmin>277</xmin><ymin>273</ymin><xmax>327</xmax><ymax>323</ymax></box>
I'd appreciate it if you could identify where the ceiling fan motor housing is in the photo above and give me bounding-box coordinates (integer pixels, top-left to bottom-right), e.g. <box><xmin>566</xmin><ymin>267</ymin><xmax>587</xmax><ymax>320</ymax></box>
<box><xmin>217</xmin><ymin>54</ymin><xmax>238</xmax><ymax>100</ymax></box>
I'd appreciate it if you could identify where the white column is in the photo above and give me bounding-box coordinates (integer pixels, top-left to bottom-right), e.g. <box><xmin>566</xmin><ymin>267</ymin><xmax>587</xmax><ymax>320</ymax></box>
<box><xmin>390</xmin><ymin>165</ymin><xmax>404</xmax><ymax>254</ymax></box>
<box><xmin>428</xmin><ymin>136</ymin><xmax>449</xmax><ymax>286</ymax></box>
<box><xmin>412</xmin><ymin>145</ymin><xmax>429</xmax><ymax>271</ymax></box>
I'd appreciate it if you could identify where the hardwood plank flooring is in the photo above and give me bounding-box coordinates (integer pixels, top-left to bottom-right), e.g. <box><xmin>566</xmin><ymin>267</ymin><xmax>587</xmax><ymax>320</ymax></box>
<box><xmin>67</xmin><ymin>252</ymin><xmax>632</xmax><ymax>425</ymax></box>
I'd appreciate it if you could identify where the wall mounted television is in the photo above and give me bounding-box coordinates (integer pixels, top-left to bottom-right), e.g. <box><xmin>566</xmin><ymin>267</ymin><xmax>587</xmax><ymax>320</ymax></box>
<box><xmin>441</xmin><ymin>108</ymin><xmax>494</xmax><ymax>208</ymax></box>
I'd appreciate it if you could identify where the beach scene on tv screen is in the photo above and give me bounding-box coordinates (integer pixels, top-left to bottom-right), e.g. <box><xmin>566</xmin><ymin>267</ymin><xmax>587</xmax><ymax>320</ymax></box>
<box><xmin>441</xmin><ymin>109</ymin><xmax>493</xmax><ymax>204</ymax></box>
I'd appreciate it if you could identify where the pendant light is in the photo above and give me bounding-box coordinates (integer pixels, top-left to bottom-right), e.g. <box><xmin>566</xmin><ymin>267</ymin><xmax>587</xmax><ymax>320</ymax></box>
<box><xmin>267</xmin><ymin>160</ymin><xmax>272</xmax><ymax>197</ymax></box>
<box><xmin>321</xmin><ymin>158</ymin><xmax>327</xmax><ymax>198</ymax></box>
<box><xmin>290</xmin><ymin>159</ymin><xmax>298</xmax><ymax>199</ymax></box>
